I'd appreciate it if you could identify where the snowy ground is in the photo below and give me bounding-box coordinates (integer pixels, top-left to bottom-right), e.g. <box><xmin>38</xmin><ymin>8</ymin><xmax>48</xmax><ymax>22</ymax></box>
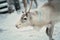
<box><xmin>0</xmin><ymin>0</ymin><xmax>60</xmax><ymax>40</ymax></box>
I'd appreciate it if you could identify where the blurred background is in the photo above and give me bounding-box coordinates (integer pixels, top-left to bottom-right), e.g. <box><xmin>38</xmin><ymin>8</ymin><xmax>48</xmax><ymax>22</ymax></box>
<box><xmin>0</xmin><ymin>0</ymin><xmax>60</xmax><ymax>40</ymax></box>
<box><xmin>0</xmin><ymin>0</ymin><xmax>60</xmax><ymax>13</ymax></box>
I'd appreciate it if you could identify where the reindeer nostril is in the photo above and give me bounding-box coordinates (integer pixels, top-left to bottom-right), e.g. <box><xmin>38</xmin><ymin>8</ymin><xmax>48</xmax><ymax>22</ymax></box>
<box><xmin>16</xmin><ymin>25</ymin><xmax>18</xmax><ymax>27</ymax></box>
<box><xmin>16</xmin><ymin>25</ymin><xmax>19</xmax><ymax>29</ymax></box>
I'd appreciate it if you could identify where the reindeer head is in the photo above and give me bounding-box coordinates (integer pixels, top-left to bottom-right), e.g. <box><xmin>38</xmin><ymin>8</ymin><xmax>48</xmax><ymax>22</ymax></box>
<box><xmin>16</xmin><ymin>12</ymin><xmax>32</xmax><ymax>29</ymax></box>
<box><xmin>15</xmin><ymin>1</ymin><xmax>33</xmax><ymax>29</ymax></box>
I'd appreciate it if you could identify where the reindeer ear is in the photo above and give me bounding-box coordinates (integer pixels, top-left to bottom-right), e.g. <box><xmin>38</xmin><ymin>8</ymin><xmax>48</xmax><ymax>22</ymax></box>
<box><xmin>25</xmin><ymin>12</ymin><xmax>30</xmax><ymax>17</ymax></box>
<box><xmin>26</xmin><ymin>13</ymin><xmax>28</xmax><ymax>17</ymax></box>
<box><xmin>22</xmin><ymin>11</ymin><xmax>24</xmax><ymax>13</ymax></box>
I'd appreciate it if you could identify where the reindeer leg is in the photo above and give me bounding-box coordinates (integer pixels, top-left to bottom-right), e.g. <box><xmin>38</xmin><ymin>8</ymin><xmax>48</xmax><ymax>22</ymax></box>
<box><xmin>46</xmin><ymin>22</ymin><xmax>54</xmax><ymax>40</ymax></box>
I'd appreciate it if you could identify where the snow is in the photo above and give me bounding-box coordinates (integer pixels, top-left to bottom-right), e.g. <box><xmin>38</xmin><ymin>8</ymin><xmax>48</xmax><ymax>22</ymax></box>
<box><xmin>0</xmin><ymin>0</ymin><xmax>60</xmax><ymax>40</ymax></box>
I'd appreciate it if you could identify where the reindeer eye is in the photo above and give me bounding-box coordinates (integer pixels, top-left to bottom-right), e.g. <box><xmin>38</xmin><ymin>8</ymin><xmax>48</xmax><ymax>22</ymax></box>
<box><xmin>23</xmin><ymin>18</ymin><xmax>27</xmax><ymax>20</ymax></box>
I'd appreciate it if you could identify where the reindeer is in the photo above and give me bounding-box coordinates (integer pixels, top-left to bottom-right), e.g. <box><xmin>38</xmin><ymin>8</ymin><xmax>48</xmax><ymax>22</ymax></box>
<box><xmin>15</xmin><ymin>0</ymin><xmax>60</xmax><ymax>40</ymax></box>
